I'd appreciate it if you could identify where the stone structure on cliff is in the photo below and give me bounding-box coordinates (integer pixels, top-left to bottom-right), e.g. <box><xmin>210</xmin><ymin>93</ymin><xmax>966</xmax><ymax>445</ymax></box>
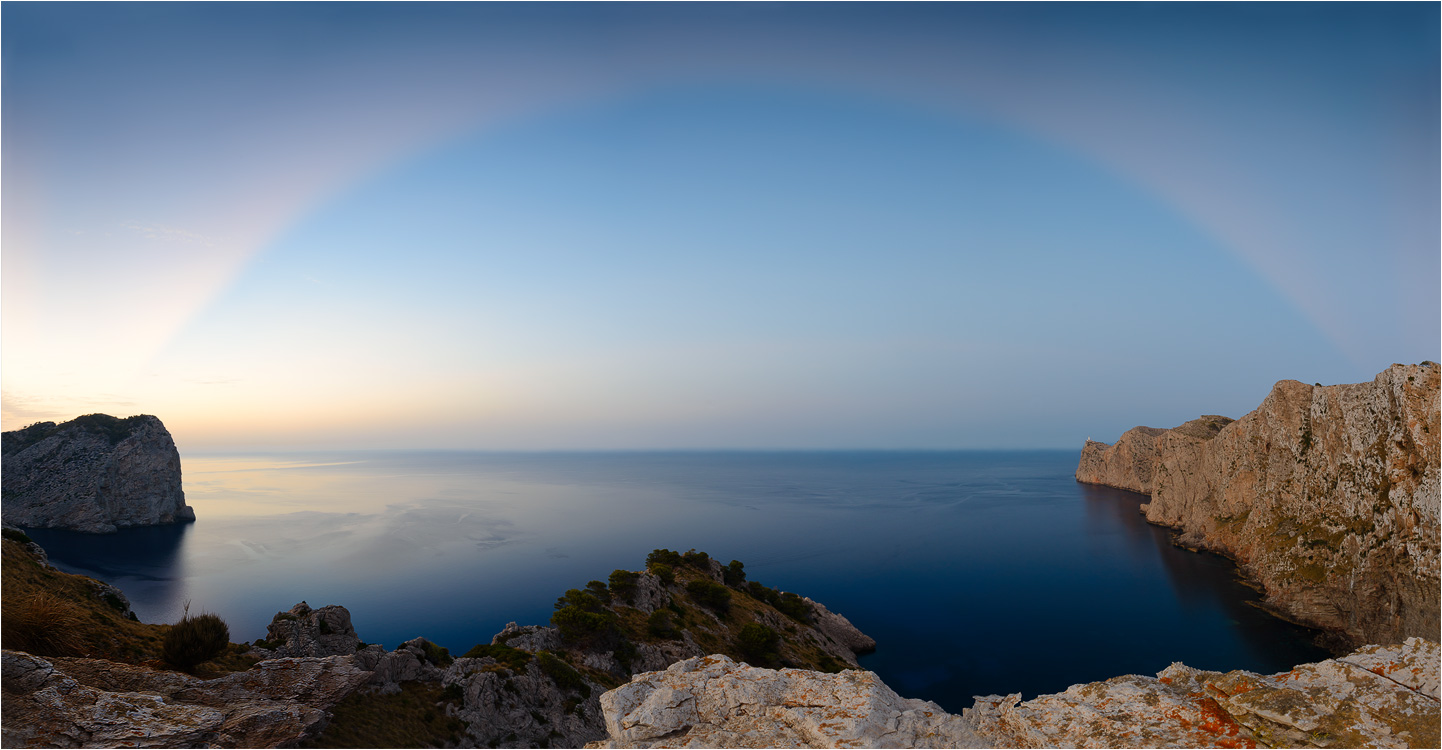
<box><xmin>589</xmin><ymin>639</ymin><xmax>1440</xmax><ymax>749</ymax></box>
<box><xmin>1076</xmin><ymin>363</ymin><xmax>1440</xmax><ymax>648</ymax></box>
<box><xmin>1</xmin><ymin>414</ymin><xmax>194</xmax><ymax>533</ymax></box>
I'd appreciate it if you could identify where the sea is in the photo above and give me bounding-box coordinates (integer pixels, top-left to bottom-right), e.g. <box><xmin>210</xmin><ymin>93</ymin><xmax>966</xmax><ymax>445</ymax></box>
<box><xmin>25</xmin><ymin>450</ymin><xmax>1328</xmax><ymax>713</ymax></box>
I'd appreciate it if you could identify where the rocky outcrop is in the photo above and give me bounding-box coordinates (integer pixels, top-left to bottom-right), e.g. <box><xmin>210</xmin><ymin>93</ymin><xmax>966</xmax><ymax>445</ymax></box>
<box><xmin>442</xmin><ymin>652</ymin><xmax>607</xmax><ymax>748</ymax></box>
<box><xmin>588</xmin><ymin>654</ymin><xmax>988</xmax><ymax>748</ymax></box>
<box><xmin>0</xmin><ymin>650</ymin><xmax>371</xmax><ymax>748</ymax></box>
<box><xmin>1078</xmin><ymin>364</ymin><xmax>1440</xmax><ymax>647</ymax></box>
<box><xmin>590</xmin><ymin>639</ymin><xmax>1440</xmax><ymax>749</ymax></box>
<box><xmin>260</xmin><ymin>601</ymin><xmax>361</xmax><ymax>657</ymax></box>
<box><xmin>805</xmin><ymin>597</ymin><xmax>877</xmax><ymax>654</ymax></box>
<box><xmin>1</xmin><ymin>414</ymin><xmax>194</xmax><ymax>533</ymax></box>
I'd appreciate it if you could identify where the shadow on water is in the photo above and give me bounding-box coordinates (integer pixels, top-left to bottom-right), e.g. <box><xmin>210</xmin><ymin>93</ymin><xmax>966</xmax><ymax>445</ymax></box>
<box><xmin>24</xmin><ymin>523</ymin><xmax>191</xmax><ymax>625</ymax></box>
<box><xmin>1076</xmin><ymin>483</ymin><xmax>1329</xmax><ymax>671</ymax></box>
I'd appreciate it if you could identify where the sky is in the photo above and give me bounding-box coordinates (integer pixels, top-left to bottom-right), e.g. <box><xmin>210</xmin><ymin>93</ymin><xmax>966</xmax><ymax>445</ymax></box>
<box><xmin>3</xmin><ymin>2</ymin><xmax>1438</xmax><ymax>451</ymax></box>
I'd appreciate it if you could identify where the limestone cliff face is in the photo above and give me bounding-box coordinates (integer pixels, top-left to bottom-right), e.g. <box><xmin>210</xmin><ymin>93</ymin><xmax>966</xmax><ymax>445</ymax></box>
<box><xmin>1144</xmin><ymin>364</ymin><xmax>1440</xmax><ymax>647</ymax></box>
<box><xmin>1077</xmin><ymin>364</ymin><xmax>1440</xmax><ymax>648</ymax></box>
<box><xmin>1</xmin><ymin>414</ymin><xmax>193</xmax><ymax>533</ymax></box>
<box><xmin>1075</xmin><ymin>417</ymin><xmax>1234</xmax><ymax>494</ymax></box>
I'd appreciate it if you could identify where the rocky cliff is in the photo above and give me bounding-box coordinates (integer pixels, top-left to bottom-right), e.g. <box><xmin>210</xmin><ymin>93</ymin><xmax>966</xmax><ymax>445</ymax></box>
<box><xmin>589</xmin><ymin>639</ymin><xmax>1440</xmax><ymax>749</ymax></box>
<box><xmin>2</xmin><ymin>414</ymin><xmax>194</xmax><ymax>533</ymax></box>
<box><xmin>1077</xmin><ymin>364</ymin><xmax>1440</xmax><ymax>648</ymax></box>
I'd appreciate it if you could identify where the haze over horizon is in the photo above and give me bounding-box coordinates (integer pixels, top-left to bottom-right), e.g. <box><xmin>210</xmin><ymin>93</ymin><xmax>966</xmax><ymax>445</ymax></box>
<box><xmin>4</xmin><ymin>3</ymin><xmax>1438</xmax><ymax>452</ymax></box>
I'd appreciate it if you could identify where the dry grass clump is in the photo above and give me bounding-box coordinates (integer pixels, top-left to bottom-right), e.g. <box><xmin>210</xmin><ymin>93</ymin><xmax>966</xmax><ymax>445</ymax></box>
<box><xmin>1</xmin><ymin>590</ymin><xmax>87</xmax><ymax>656</ymax></box>
<box><xmin>163</xmin><ymin>609</ymin><xmax>231</xmax><ymax>673</ymax></box>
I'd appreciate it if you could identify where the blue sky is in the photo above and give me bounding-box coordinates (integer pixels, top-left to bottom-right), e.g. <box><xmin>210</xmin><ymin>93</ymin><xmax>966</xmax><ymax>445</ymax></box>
<box><xmin>3</xmin><ymin>3</ymin><xmax>1437</xmax><ymax>449</ymax></box>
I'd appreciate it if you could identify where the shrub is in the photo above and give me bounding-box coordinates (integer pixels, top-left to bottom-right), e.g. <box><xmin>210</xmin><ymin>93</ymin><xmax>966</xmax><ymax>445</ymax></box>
<box><xmin>681</xmin><ymin>549</ymin><xmax>710</xmax><ymax>568</ymax></box>
<box><xmin>646</xmin><ymin>609</ymin><xmax>678</xmax><ymax>639</ymax></box>
<box><xmin>608</xmin><ymin>569</ymin><xmax>640</xmax><ymax>601</ymax></box>
<box><xmin>723</xmin><ymin>560</ymin><xmax>746</xmax><ymax>587</ymax></box>
<box><xmin>774</xmin><ymin>591</ymin><xmax>811</xmax><ymax>622</ymax></box>
<box><xmin>537</xmin><ymin>651</ymin><xmax>591</xmax><ymax>698</ymax></box>
<box><xmin>419</xmin><ymin>641</ymin><xmax>452</xmax><ymax>666</ymax></box>
<box><xmin>649</xmin><ymin>563</ymin><xmax>674</xmax><ymax>585</ymax></box>
<box><xmin>736</xmin><ymin>623</ymin><xmax>779</xmax><ymax>666</ymax></box>
<box><xmin>462</xmin><ymin>643</ymin><xmax>532</xmax><ymax>670</ymax></box>
<box><xmin>551</xmin><ymin>588</ymin><xmax>621</xmax><ymax>646</ymax></box>
<box><xmin>744</xmin><ymin>582</ymin><xmax>811</xmax><ymax>622</ymax></box>
<box><xmin>645</xmin><ymin>549</ymin><xmax>683</xmax><ymax>568</ymax></box>
<box><xmin>1</xmin><ymin>528</ymin><xmax>33</xmax><ymax>544</ymax></box>
<box><xmin>1</xmin><ymin>591</ymin><xmax>86</xmax><ymax>657</ymax></box>
<box><xmin>163</xmin><ymin>612</ymin><xmax>230</xmax><ymax>673</ymax></box>
<box><xmin>585</xmin><ymin>580</ymin><xmax>612</xmax><ymax>604</ymax></box>
<box><xmin>686</xmin><ymin>580</ymin><xmax>731</xmax><ymax>614</ymax></box>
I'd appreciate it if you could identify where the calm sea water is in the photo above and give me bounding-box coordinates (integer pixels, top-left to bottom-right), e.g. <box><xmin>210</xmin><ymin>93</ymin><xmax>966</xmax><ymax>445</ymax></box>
<box><xmin>26</xmin><ymin>450</ymin><xmax>1327</xmax><ymax>711</ymax></box>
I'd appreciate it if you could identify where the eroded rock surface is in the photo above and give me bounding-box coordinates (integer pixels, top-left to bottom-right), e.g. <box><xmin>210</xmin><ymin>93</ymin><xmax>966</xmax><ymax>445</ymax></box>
<box><xmin>1</xmin><ymin>414</ymin><xmax>193</xmax><ymax>533</ymax></box>
<box><xmin>588</xmin><ymin>654</ymin><xmax>988</xmax><ymax>749</ymax></box>
<box><xmin>1078</xmin><ymin>364</ymin><xmax>1440</xmax><ymax>647</ymax></box>
<box><xmin>0</xmin><ymin>650</ymin><xmax>370</xmax><ymax>748</ymax></box>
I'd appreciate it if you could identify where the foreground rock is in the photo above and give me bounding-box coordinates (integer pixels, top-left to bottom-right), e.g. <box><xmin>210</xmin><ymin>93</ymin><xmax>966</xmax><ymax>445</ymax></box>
<box><xmin>1</xmin><ymin>414</ymin><xmax>193</xmax><ymax>533</ymax></box>
<box><xmin>590</xmin><ymin>639</ymin><xmax>1440</xmax><ymax>749</ymax></box>
<box><xmin>1076</xmin><ymin>364</ymin><xmax>1440</xmax><ymax>647</ymax></box>
<box><xmin>0</xmin><ymin>650</ymin><xmax>370</xmax><ymax>748</ymax></box>
<box><xmin>971</xmin><ymin>636</ymin><xmax>1440</xmax><ymax>749</ymax></box>
<box><xmin>589</xmin><ymin>654</ymin><xmax>988</xmax><ymax>748</ymax></box>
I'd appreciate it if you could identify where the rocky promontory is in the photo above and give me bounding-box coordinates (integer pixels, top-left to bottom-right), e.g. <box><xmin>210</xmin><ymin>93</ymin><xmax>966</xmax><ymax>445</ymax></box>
<box><xmin>1</xmin><ymin>414</ymin><xmax>194</xmax><ymax>533</ymax></box>
<box><xmin>1076</xmin><ymin>363</ymin><xmax>1440</xmax><ymax>648</ymax></box>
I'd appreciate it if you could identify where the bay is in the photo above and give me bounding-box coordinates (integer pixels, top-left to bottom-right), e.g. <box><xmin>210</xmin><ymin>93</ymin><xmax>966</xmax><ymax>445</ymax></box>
<box><xmin>26</xmin><ymin>450</ymin><xmax>1328</xmax><ymax>712</ymax></box>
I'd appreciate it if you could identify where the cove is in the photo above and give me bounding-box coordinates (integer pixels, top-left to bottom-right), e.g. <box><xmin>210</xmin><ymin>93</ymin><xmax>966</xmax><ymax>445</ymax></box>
<box><xmin>26</xmin><ymin>450</ymin><xmax>1328</xmax><ymax>713</ymax></box>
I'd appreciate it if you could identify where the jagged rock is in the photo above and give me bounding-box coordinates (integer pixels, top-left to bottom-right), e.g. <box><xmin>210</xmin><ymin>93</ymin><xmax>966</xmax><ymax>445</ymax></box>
<box><xmin>967</xmin><ymin>637</ymin><xmax>1440</xmax><ymax>749</ymax></box>
<box><xmin>352</xmin><ymin>638</ymin><xmax>445</xmax><ymax>694</ymax></box>
<box><xmin>588</xmin><ymin>654</ymin><xmax>989</xmax><ymax>748</ymax></box>
<box><xmin>1</xmin><ymin>414</ymin><xmax>194</xmax><ymax>533</ymax></box>
<box><xmin>0</xmin><ymin>650</ymin><xmax>370</xmax><ymax>748</ymax></box>
<box><xmin>263</xmin><ymin>602</ymin><xmax>361</xmax><ymax>657</ymax></box>
<box><xmin>443</xmin><ymin>653</ymin><xmax>608</xmax><ymax>748</ymax></box>
<box><xmin>627</xmin><ymin>572</ymin><xmax>672</xmax><ymax>614</ymax></box>
<box><xmin>492</xmin><ymin>622</ymin><xmax>564</xmax><ymax>653</ymax></box>
<box><xmin>1078</xmin><ymin>364</ymin><xmax>1440</xmax><ymax>647</ymax></box>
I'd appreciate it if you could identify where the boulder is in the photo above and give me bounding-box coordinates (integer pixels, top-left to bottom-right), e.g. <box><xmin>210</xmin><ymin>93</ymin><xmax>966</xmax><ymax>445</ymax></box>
<box><xmin>263</xmin><ymin>601</ymin><xmax>361</xmax><ymax>657</ymax></box>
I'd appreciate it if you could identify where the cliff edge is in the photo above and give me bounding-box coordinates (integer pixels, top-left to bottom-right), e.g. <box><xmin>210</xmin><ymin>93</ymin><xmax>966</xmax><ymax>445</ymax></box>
<box><xmin>2</xmin><ymin>414</ymin><xmax>194</xmax><ymax>533</ymax></box>
<box><xmin>589</xmin><ymin>640</ymin><xmax>1440</xmax><ymax>749</ymax></box>
<box><xmin>1077</xmin><ymin>363</ymin><xmax>1440</xmax><ymax>648</ymax></box>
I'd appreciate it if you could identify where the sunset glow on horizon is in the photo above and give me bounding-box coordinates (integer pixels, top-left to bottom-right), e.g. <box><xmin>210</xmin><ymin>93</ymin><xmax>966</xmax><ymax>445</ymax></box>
<box><xmin>4</xmin><ymin>3</ymin><xmax>1437</xmax><ymax>451</ymax></box>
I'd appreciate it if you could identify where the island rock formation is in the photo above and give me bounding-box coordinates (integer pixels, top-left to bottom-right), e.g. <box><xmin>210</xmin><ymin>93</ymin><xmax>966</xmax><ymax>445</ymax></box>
<box><xmin>1076</xmin><ymin>364</ymin><xmax>1440</xmax><ymax>648</ymax></box>
<box><xmin>2</xmin><ymin>414</ymin><xmax>194</xmax><ymax>534</ymax></box>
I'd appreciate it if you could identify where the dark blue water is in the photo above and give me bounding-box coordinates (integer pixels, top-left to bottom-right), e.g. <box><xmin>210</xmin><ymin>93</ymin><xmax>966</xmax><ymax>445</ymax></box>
<box><xmin>25</xmin><ymin>450</ymin><xmax>1327</xmax><ymax>711</ymax></box>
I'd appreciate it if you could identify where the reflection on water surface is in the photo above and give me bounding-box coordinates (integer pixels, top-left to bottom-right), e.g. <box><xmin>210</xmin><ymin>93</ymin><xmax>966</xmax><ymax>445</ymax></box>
<box><xmin>27</xmin><ymin>450</ymin><xmax>1327</xmax><ymax>712</ymax></box>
